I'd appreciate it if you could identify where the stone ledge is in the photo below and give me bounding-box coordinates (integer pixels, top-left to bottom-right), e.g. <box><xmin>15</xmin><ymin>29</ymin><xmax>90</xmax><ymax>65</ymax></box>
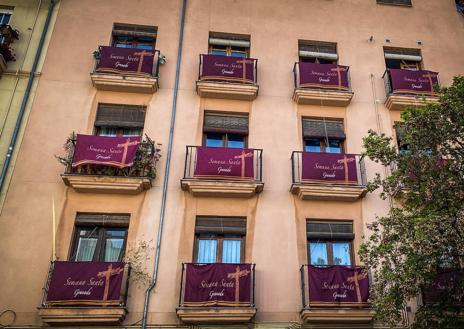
<box><xmin>176</xmin><ymin>307</ymin><xmax>257</xmax><ymax>323</ymax></box>
<box><xmin>62</xmin><ymin>174</ymin><xmax>152</xmax><ymax>194</ymax></box>
<box><xmin>291</xmin><ymin>184</ymin><xmax>367</xmax><ymax>202</ymax></box>
<box><xmin>196</xmin><ymin>81</ymin><xmax>259</xmax><ymax>100</ymax></box>
<box><xmin>90</xmin><ymin>72</ymin><xmax>159</xmax><ymax>93</ymax></box>
<box><xmin>385</xmin><ymin>94</ymin><xmax>439</xmax><ymax>111</ymax></box>
<box><xmin>181</xmin><ymin>179</ymin><xmax>263</xmax><ymax>198</ymax></box>
<box><xmin>38</xmin><ymin>307</ymin><xmax>126</xmax><ymax>326</ymax></box>
<box><xmin>301</xmin><ymin>307</ymin><xmax>374</xmax><ymax>324</ymax></box>
<box><xmin>293</xmin><ymin>88</ymin><xmax>353</xmax><ymax>106</ymax></box>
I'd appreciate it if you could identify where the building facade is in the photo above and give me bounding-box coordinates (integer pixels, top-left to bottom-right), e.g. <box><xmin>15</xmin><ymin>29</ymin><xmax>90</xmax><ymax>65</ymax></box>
<box><xmin>0</xmin><ymin>0</ymin><xmax>463</xmax><ymax>328</ymax></box>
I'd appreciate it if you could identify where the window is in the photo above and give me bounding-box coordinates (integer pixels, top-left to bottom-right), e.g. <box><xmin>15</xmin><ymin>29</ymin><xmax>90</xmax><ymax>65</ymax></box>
<box><xmin>376</xmin><ymin>0</ymin><xmax>412</xmax><ymax>6</ymax></box>
<box><xmin>394</xmin><ymin>122</ymin><xmax>410</xmax><ymax>153</ymax></box>
<box><xmin>203</xmin><ymin>112</ymin><xmax>249</xmax><ymax>148</ymax></box>
<box><xmin>69</xmin><ymin>213</ymin><xmax>129</xmax><ymax>262</ymax></box>
<box><xmin>302</xmin><ymin>118</ymin><xmax>345</xmax><ymax>153</ymax></box>
<box><xmin>384</xmin><ymin>47</ymin><xmax>421</xmax><ymax>70</ymax></box>
<box><xmin>307</xmin><ymin>220</ymin><xmax>354</xmax><ymax>266</ymax></box>
<box><xmin>94</xmin><ymin>104</ymin><xmax>146</xmax><ymax>137</ymax></box>
<box><xmin>112</xmin><ymin>23</ymin><xmax>157</xmax><ymax>50</ymax></box>
<box><xmin>0</xmin><ymin>13</ymin><xmax>11</xmax><ymax>25</ymax></box>
<box><xmin>194</xmin><ymin>217</ymin><xmax>246</xmax><ymax>263</ymax></box>
<box><xmin>458</xmin><ymin>0</ymin><xmax>464</xmax><ymax>15</ymax></box>
<box><xmin>208</xmin><ymin>32</ymin><xmax>250</xmax><ymax>57</ymax></box>
<box><xmin>298</xmin><ymin>40</ymin><xmax>338</xmax><ymax>64</ymax></box>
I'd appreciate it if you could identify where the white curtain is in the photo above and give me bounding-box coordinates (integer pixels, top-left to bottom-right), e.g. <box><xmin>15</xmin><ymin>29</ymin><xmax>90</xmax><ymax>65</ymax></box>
<box><xmin>222</xmin><ymin>240</ymin><xmax>241</xmax><ymax>263</ymax></box>
<box><xmin>104</xmin><ymin>238</ymin><xmax>124</xmax><ymax>262</ymax></box>
<box><xmin>332</xmin><ymin>242</ymin><xmax>351</xmax><ymax>265</ymax></box>
<box><xmin>309</xmin><ymin>242</ymin><xmax>328</xmax><ymax>265</ymax></box>
<box><xmin>76</xmin><ymin>238</ymin><xmax>97</xmax><ymax>261</ymax></box>
<box><xmin>197</xmin><ymin>240</ymin><xmax>217</xmax><ymax>263</ymax></box>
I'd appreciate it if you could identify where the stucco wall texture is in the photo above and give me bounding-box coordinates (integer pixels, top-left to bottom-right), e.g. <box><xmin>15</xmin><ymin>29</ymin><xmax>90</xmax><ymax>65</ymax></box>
<box><xmin>0</xmin><ymin>0</ymin><xmax>464</xmax><ymax>327</ymax></box>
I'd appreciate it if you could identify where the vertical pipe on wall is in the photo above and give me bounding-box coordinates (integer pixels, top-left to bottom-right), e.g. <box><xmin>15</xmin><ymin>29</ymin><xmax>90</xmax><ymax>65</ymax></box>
<box><xmin>141</xmin><ymin>0</ymin><xmax>187</xmax><ymax>328</ymax></box>
<box><xmin>0</xmin><ymin>0</ymin><xmax>56</xmax><ymax>193</ymax></box>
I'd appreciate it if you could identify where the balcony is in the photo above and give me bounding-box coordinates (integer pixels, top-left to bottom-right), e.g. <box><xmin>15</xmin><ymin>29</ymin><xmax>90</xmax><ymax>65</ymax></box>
<box><xmin>59</xmin><ymin>134</ymin><xmax>159</xmax><ymax>194</ymax></box>
<box><xmin>300</xmin><ymin>265</ymin><xmax>374</xmax><ymax>324</ymax></box>
<box><xmin>290</xmin><ymin>152</ymin><xmax>367</xmax><ymax>201</ymax></box>
<box><xmin>177</xmin><ymin>263</ymin><xmax>256</xmax><ymax>323</ymax></box>
<box><xmin>196</xmin><ymin>54</ymin><xmax>259</xmax><ymax>100</ymax></box>
<box><xmin>38</xmin><ymin>261</ymin><xmax>130</xmax><ymax>325</ymax></box>
<box><xmin>383</xmin><ymin>69</ymin><xmax>440</xmax><ymax>110</ymax></box>
<box><xmin>293</xmin><ymin>62</ymin><xmax>354</xmax><ymax>106</ymax></box>
<box><xmin>180</xmin><ymin>146</ymin><xmax>263</xmax><ymax>198</ymax></box>
<box><xmin>90</xmin><ymin>46</ymin><xmax>160</xmax><ymax>93</ymax></box>
<box><xmin>0</xmin><ymin>24</ymin><xmax>19</xmax><ymax>76</ymax></box>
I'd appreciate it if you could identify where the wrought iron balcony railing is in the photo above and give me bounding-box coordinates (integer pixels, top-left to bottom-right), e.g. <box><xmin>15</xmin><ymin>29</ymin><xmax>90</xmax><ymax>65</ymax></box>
<box><xmin>198</xmin><ymin>54</ymin><xmax>258</xmax><ymax>85</ymax></box>
<box><xmin>293</xmin><ymin>62</ymin><xmax>352</xmax><ymax>92</ymax></box>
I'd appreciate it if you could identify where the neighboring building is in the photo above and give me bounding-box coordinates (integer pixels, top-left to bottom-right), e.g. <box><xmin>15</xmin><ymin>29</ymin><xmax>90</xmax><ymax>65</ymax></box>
<box><xmin>0</xmin><ymin>0</ymin><xmax>463</xmax><ymax>329</ymax></box>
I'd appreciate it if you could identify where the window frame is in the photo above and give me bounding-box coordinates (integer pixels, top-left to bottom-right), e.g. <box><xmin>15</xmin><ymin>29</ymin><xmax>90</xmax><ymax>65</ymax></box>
<box><xmin>69</xmin><ymin>225</ymin><xmax>128</xmax><ymax>262</ymax></box>
<box><xmin>194</xmin><ymin>233</ymin><xmax>245</xmax><ymax>263</ymax></box>
<box><xmin>202</xmin><ymin>132</ymin><xmax>248</xmax><ymax>148</ymax></box>
<box><xmin>307</xmin><ymin>239</ymin><xmax>354</xmax><ymax>266</ymax></box>
<box><xmin>304</xmin><ymin>137</ymin><xmax>344</xmax><ymax>153</ymax></box>
<box><xmin>208</xmin><ymin>44</ymin><xmax>249</xmax><ymax>57</ymax></box>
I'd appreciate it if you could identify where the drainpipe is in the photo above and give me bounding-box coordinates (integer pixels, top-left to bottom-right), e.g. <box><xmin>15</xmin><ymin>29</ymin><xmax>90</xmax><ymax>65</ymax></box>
<box><xmin>141</xmin><ymin>0</ymin><xmax>187</xmax><ymax>328</ymax></box>
<box><xmin>0</xmin><ymin>0</ymin><xmax>57</xmax><ymax>192</ymax></box>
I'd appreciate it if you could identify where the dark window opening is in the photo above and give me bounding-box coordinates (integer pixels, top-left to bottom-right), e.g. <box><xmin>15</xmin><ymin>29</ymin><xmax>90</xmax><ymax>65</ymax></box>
<box><xmin>112</xmin><ymin>23</ymin><xmax>157</xmax><ymax>50</ymax></box>
<box><xmin>298</xmin><ymin>40</ymin><xmax>338</xmax><ymax>64</ymax></box>
<box><xmin>302</xmin><ymin>118</ymin><xmax>345</xmax><ymax>153</ymax></box>
<box><xmin>203</xmin><ymin>112</ymin><xmax>249</xmax><ymax>148</ymax></box>
<box><xmin>384</xmin><ymin>47</ymin><xmax>422</xmax><ymax>70</ymax></box>
<box><xmin>208</xmin><ymin>32</ymin><xmax>250</xmax><ymax>57</ymax></box>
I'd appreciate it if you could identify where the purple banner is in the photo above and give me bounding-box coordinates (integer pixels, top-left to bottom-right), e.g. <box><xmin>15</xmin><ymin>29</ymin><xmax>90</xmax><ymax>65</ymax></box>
<box><xmin>389</xmin><ymin>69</ymin><xmax>439</xmax><ymax>95</ymax></box>
<box><xmin>308</xmin><ymin>266</ymin><xmax>369</xmax><ymax>304</ymax></box>
<box><xmin>95</xmin><ymin>46</ymin><xmax>158</xmax><ymax>76</ymax></box>
<box><xmin>45</xmin><ymin>262</ymin><xmax>125</xmax><ymax>306</ymax></box>
<box><xmin>72</xmin><ymin>134</ymin><xmax>141</xmax><ymax>168</ymax></box>
<box><xmin>422</xmin><ymin>270</ymin><xmax>463</xmax><ymax>304</ymax></box>
<box><xmin>296</xmin><ymin>62</ymin><xmax>350</xmax><ymax>91</ymax></box>
<box><xmin>194</xmin><ymin>147</ymin><xmax>254</xmax><ymax>179</ymax></box>
<box><xmin>302</xmin><ymin>152</ymin><xmax>358</xmax><ymax>184</ymax></box>
<box><xmin>183</xmin><ymin>263</ymin><xmax>252</xmax><ymax>306</ymax></box>
<box><xmin>199</xmin><ymin>54</ymin><xmax>257</xmax><ymax>84</ymax></box>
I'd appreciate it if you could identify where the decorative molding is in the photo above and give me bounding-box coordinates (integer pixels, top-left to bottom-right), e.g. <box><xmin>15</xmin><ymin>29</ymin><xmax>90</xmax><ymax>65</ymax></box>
<box><xmin>176</xmin><ymin>307</ymin><xmax>257</xmax><ymax>323</ymax></box>
<box><xmin>38</xmin><ymin>307</ymin><xmax>126</xmax><ymax>325</ymax></box>
<box><xmin>196</xmin><ymin>81</ymin><xmax>258</xmax><ymax>101</ymax></box>
<box><xmin>62</xmin><ymin>174</ymin><xmax>152</xmax><ymax>194</ymax></box>
<box><xmin>385</xmin><ymin>94</ymin><xmax>439</xmax><ymax>111</ymax></box>
<box><xmin>293</xmin><ymin>88</ymin><xmax>353</xmax><ymax>107</ymax></box>
<box><xmin>90</xmin><ymin>72</ymin><xmax>159</xmax><ymax>93</ymax></box>
<box><xmin>291</xmin><ymin>184</ymin><xmax>367</xmax><ymax>202</ymax></box>
<box><xmin>181</xmin><ymin>179</ymin><xmax>263</xmax><ymax>198</ymax></box>
<box><xmin>300</xmin><ymin>307</ymin><xmax>374</xmax><ymax>324</ymax></box>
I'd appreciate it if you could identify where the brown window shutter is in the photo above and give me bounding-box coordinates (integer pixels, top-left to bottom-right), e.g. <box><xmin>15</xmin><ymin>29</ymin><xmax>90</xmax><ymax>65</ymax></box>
<box><xmin>376</xmin><ymin>0</ymin><xmax>411</xmax><ymax>6</ymax></box>
<box><xmin>302</xmin><ymin>118</ymin><xmax>345</xmax><ymax>139</ymax></box>
<box><xmin>95</xmin><ymin>104</ymin><xmax>146</xmax><ymax>128</ymax></box>
<box><xmin>203</xmin><ymin>113</ymin><xmax>249</xmax><ymax>135</ymax></box>
<box><xmin>112</xmin><ymin>23</ymin><xmax>157</xmax><ymax>38</ymax></box>
<box><xmin>307</xmin><ymin>220</ymin><xmax>354</xmax><ymax>240</ymax></box>
<box><xmin>298</xmin><ymin>40</ymin><xmax>337</xmax><ymax>55</ymax></box>
<box><xmin>195</xmin><ymin>217</ymin><xmax>246</xmax><ymax>235</ymax></box>
<box><xmin>75</xmin><ymin>213</ymin><xmax>130</xmax><ymax>227</ymax></box>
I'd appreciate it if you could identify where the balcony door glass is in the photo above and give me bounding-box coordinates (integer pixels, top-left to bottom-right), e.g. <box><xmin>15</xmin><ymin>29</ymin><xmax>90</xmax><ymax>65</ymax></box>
<box><xmin>309</xmin><ymin>242</ymin><xmax>328</xmax><ymax>265</ymax></box>
<box><xmin>205</xmin><ymin>133</ymin><xmax>224</xmax><ymax>147</ymax></box>
<box><xmin>227</xmin><ymin>134</ymin><xmax>245</xmax><ymax>148</ymax></box>
<box><xmin>197</xmin><ymin>239</ymin><xmax>217</xmax><ymax>263</ymax></box>
<box><xmin>222</xmin><ymin>239</ymin><xmax>241</xmax><ymax>263</ymax></box>
<box><xmin>104</xmin><ymin>230</ymin><xmax>126</xmax><ymax>262</ymax></box>
<box><xmin>332</xmin><ymin>242</ymin><xmax>351</xmax><ymax>265</ymax></box>
<box><xmin>0</xmin><ymin>13</ymin><xmax>11</xmax><ymax>25</ymax></box>
<box><xmin>326</xmin><ymin>139</ymin><xmax>342</xmax><ymax>153</ymax></box>
<box><xmin>75</xmin><ymin>229</ymin><xmax>98</xmax><ymax>261</ymax></box>
<box><xmin>304</xmin><ymin>138</ymin><xmax>321</xmax><ymax>152</ymax></box>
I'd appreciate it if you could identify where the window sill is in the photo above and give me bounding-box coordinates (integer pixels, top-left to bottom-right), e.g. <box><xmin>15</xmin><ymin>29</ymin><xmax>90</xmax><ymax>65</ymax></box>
<box><xmin>38</xmin><ymin>306</ymin><xmax>126</xmax><ymax>325</ymax></box>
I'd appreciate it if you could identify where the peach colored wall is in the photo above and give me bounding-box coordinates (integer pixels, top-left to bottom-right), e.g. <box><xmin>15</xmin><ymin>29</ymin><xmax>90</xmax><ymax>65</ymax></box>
<box><xmin>1</xmin><ymin>0</ymin><xmax>464</xmax><ymax>327</ymax></box>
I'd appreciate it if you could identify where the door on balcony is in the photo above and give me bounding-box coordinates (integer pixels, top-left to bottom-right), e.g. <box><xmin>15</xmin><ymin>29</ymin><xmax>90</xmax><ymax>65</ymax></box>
<box><xmin>203</xmin><ymin>112</ymin><xmax>248</xmax><ymax>148</ymax></box>
<box><xmin>69</xmin><ymin>213</ymin><xmax>129</xmax><ymax>262</ymax></box>
<box><xmin>298</xmin><ymin>40</ymin><xmax>338</xmax><ymax>64</ymax></box>
<box><xmin>111</xmin><ymin>23</ymin><xmax>157</xmax><ymax>50</ymax></box>
<box><xmin>307</xmin><ymin>220</ymin><xmax>354</xmax><ymax>266</ymax></box>
<box><xmin>384</xmin><ymin>47</ymin><xmax>422</xmax><ymax>71</ymax></box>
<box><xmin>194</xmin><ymin>217</ymin><xmax>246</xmax><ymax>264</ymax></box>
<box><xmin>302</xmin><ymin>118</ymin><xmax>345</xmax><ymax>154</ymax></box>
<box><xmin>208</xmin><ymin>32</ymin><xmax>250</xmax><ymax>57</ymax></box>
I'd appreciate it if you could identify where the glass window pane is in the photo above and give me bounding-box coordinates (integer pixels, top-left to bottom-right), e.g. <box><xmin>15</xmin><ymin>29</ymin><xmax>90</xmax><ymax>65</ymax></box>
<box><xmin>122</xmin><ymin>128</ymin><xmax>141</xmax><ymax>137</ymax></box>
<box><xmin>197</xmin><ymin>239</ymin><xmax>217</xmax><ymax>263</ymax></box>
<box><xmin>97</xmin><ymin>127</ymin><xmax>118</xmax><ymax>136</ymax></box>
<box><xmin>75</xmin><ymin>238</ymin><xmax>98</xmax><ymax>261</ymax></box>
<box><xmin>205</xmin><ymin>133</ymin><xmax>225</xmax><ymax>147</ymax></box>
<box><xmin>227</xmin><ymin>134</ymin><xmax>245</xmax><ymax>149</ymax></box>
<box><xmin>211</xmin><ymin>50</ymin><xmax>227</xmax><ymax>56</ymax></box>
<box><xmin>332</xmin><ymin>242</ymin><xmax>351</xmax><ymax>265</ymax></box>
<box><xmin>304</xmin><ymin>138</ymin><xmax>321</xmax><ymax>152</ymax></box>
<box><xmin>0</xmin><ymin>14</ymin><xmax>11</xmax><ymax>25</ymax></box>
<box><xmin>135</xmin><ymin>43</ymin><xmax>153</xmax><ymax>50</ymax></box>
<box><xmin>222</xmin><ymin>240</ymin><xmax>241</xmax><ymax>263</ymax></box>
<box><xmin>309</xmin><ymin>242</ymin><xmax>328</xmax><ymax>265</ymax></box>
<box><xmin>231</xmin><ymin>52</ymin><xmax>246</xmax><ymax>58</ymax></box>
<box><xmin>104</xmin><ymin>238</ymin><xmax>124</xmax><ymax>261</ymax></box>
<box><xmin>326</xmin><ymin>139</ymin><xmax>342</xmax><ymax>153</ymax></box>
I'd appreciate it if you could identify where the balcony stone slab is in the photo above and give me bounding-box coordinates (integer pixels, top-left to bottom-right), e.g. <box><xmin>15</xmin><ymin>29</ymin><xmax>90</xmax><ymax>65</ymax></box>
<box><xmin>385</xmin><ymin>94</ymin><xmax>439</xmax><ymax>111</ymax></box>
<box><xmin>176</xmin><ymin>307</ymin><xmax>256</xmax><ymax>323</ymax></box>
<box><xmin>181</xmin><ymin>179</ymin><xmax>263</xmax><ymax>198</ymax></box>
<box><xmin>90</xmin><ymin>72</ymin><xmax>159</xmax><ymax>93</ymax></box>
<box><xmin>301</xmin><ymin>307</ymin><xmax>374</xmax><ymax>324</ymax></box>
<box><xmin>38</xmin><ymin>307</ymin><xmax>126</xmax><ymax>326</ymax></box>
<box><xmin>293</xmin><ymin>88</ymin><xmax>353</xmax><ymax>107</ymax></box>
<box><xmin>62</xmin><ymin>174</ymin><xmax>152</xmax><ymax>194</ymax></box>
<box><xmin>196</xmin><ymin>81</ymin><xmax>258</xmax><ymax>100</ymax></box>
<box><xmin>291</xmin><ymin>184</ymin><xmax>367</xmax><ymax>202</ymax></box>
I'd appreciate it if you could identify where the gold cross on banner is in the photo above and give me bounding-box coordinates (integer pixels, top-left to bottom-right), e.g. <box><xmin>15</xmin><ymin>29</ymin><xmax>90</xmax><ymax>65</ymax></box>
<box><xmin>97</xmin><ymin>264</ymin><xmax>124</xmax><ymax>301</ymax></box>
<box><xmin>227</xmin><ymin>266</ymin><xmax>251</xmax><ymax>303</ymax></box>
<box><xmin>117</xmin><ymin>138</ymin><xmax>140</xmax><ymax>165</ymax></box>
<box><xmin>234</xmin><ymin>150</ymin><xmax>253</xmax><ymax>178</ymax></box>
<box><xmin>422</xmin><ymin>71</ymin><xmax>436</xmax><ymax>95</ymax></box>
<box><xmin>133</xmin><ymin>50</ymin><xmax>154</xmax><ymax>73</ymax></box>
<box><xmin>236</xmin><ymin>58</ymin><xmax>255</xmax><ymax>84</ymax></box>
<box><xmin>337</xmin><ymin>155</ymin><xmax>355</xmax><ymax>182</ymax></box>
<box><xmin>346</xmin><ymin>270</ymin><xmax>368</xmax><ymax>303</ymax></box>
<box><xmin>331</xmin><ymin>66</ymin><xmax>345</xmax><ymax>90</ymax></box>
